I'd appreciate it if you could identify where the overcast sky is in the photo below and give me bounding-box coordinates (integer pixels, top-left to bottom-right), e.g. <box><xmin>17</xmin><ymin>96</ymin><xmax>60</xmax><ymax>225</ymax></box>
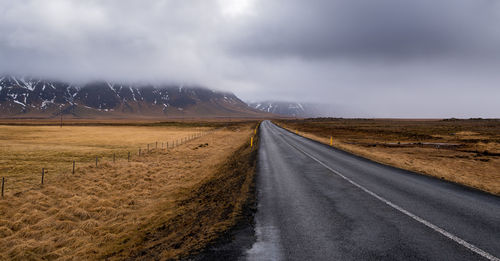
<box><xmin>1</xmin><ymin>0</ymin><xmax>499</xmax><ymax>117</ymax></box>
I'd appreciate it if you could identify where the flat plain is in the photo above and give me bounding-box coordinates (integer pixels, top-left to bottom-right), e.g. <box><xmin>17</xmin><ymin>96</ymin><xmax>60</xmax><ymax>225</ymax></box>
<box><xmin>0</xmin><ymin>124</ymin><xmax>209</xmax><ymax>191</ymax></box>
<box><xmin>277</xmin><ymin>118</ymin><xmax>500</xmax><ymax>195</ymax></box>
<box><xmin>0</xmin><ymin>120</ymin><xmax>258</xmax><ymax>260</ymax></box>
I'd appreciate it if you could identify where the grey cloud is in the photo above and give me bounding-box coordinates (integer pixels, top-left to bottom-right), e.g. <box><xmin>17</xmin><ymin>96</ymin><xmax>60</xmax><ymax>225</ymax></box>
<box><xmin>0</xmin><ymin>0</ymin><xmax>221</xmax><ymax>83</ymax></box>
<box><xmin>0</xmin><ymin>0</ymin><xmax>499</xmax><ymax>117</ymax></box>
<box><xmin>230</xmin><ymin>0</ymin><xmax>500</xmax><ymax>61</ymax></box>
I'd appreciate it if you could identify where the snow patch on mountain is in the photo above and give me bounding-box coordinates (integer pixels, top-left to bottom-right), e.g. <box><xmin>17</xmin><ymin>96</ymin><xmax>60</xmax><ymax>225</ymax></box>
<box><xmin>248</xmin><ymin>101</ymin><xmax>307</xmax><ymax>117</ymax></box>
<box><xmin>0</xmin><ymin>75</ymin><xmax>261</xmax><ymax>117</ymax></box>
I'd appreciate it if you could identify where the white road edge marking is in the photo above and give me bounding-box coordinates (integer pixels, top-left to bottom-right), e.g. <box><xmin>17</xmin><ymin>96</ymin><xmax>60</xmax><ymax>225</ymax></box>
<box><xmin>278</xmin><ymin>129</ymin><xmax>500</xmax><ymax>261</ymax></box>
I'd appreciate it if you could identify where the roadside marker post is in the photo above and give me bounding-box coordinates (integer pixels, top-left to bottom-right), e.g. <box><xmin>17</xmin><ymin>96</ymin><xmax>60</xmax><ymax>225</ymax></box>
<box><xmin>41</xmin><ymin>168</ymin><xmax>45</xmax><ymax>185</ymax></box>
<box><xmin>128</xmin><ymin>152</ymin><xmax>130</xmax><ymax>162</ymax></box>
<box><xmin>1</xmin><ymin>177</ymin><xmax>4</xmax><ymax>199</ymax></box>
<box><xmin>72</xmin><ymin>161</ymin><xmax>75</xmax><ymax>174</ymax></box>
<box><xmin>113</xmin><ymin>153</ymin><xmax>116</xmax><ymax>163</ymax></box>
<box><xmin>251</xmin><ymin>137</ymin><xmax>254</xmax><ymax>148</ymax></box>
<box><xmin>95</xmin><ymin>157</ymin><xmax>98</xmax><ymax>167</ymax></box>
<box><xmin>330</xmin><ymin>136</ymin><xmax>333</xmax><ymax>146</ymax></box>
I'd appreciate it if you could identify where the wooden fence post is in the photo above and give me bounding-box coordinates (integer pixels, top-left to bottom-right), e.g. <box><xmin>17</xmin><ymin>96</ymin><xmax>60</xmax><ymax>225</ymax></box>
<box><xmin>41</xmin><ymin>168</ymin><xmax>45</xmax><ymax>185</ymax></box>
<box><xmin>156</xmin><ymin>142</ymin><xmax>158</xmax><ymax>149</ymax></box>
<box><xmin>95</xmin><ymin>157</ymin><xmax>98</xmax><ymax>167</ymax></box>
<box><xmin>1</xmin><ymin>177</ymin><xmax>4</xmax><ymax>199</ymax></box>
<box><xmin>128</xmin><ymin>152</ymin><xmax>130</xmax><ymax>162</ymax></box>
<box><xmin>113</xmin><ymin>153</ymin><xmax>115</xmax><ymax>163</ymax></box>
<box><xmin>72</xmin><ymin>161</ymin><xmax>75</xmax><ymax>174</ymax></box>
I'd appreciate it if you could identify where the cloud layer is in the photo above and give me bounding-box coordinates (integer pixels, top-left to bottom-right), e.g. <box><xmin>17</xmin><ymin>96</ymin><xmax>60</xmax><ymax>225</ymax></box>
<box><xmin>1</xmin><ymin>0</ymin><xmax>499</xmax><ymax>117</ymax></box>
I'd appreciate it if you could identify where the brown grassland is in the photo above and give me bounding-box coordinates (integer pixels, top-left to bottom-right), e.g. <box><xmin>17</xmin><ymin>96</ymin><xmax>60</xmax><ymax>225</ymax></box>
<box><xmin>276</xmin><ymin>118</ymin><xmax>500</xmax><ymax>195</ymax></box>
<box><xmin>0</xmin><ymin>125</ymin><xmax>210</xmax><ymax>191</ymax></box>
<box><xmin>0</xmin><ymin>121</ymin><xmax>258</xmax><ymax>260</ymax></box>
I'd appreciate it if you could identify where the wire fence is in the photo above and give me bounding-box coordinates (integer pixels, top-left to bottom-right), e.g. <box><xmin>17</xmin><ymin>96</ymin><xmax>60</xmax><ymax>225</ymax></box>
<box><xmin>1</xmin><ymin>128</ymin><xmax>219</xmax><ymax>199</ymax></box>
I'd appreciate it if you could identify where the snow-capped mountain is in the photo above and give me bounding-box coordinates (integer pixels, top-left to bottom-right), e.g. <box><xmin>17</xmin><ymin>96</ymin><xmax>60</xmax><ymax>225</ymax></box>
<box><xmin>248</xmin><ymin>101</ymin><xmax>309</xmax><ymax>117</ymax></box>
<box><xmin>0</xmin><ymin>76</ymin><xmax>265</xmax><ymax>118</ymax></box>
<box><xmin>248</xmin><ymin>100</ymin><xmax>337</xmax><ymax>117</ymax></box>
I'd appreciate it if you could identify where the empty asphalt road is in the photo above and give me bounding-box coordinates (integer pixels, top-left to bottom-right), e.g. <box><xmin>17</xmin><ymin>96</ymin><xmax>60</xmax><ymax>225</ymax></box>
<box><xmin>244</xmin><ymin>120</ymin><xmax>500</xmax><ymax>260</ymax></box>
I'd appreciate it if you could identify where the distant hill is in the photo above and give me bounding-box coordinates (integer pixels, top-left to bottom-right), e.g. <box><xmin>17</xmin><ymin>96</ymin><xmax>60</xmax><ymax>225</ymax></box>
<box><xmin>0</xmin><ymin>76</ymin><xmax>267</xmax><ymax>118</ymax></box>
<box><xmin>248</xmin><ymin>101</ymin><xmax>333</xmax><ymax>118</ymax></box>
<box><xmin>248</xmin><ymin>101</ymin><xmax>306</xmax><ymax>117</ymax></box>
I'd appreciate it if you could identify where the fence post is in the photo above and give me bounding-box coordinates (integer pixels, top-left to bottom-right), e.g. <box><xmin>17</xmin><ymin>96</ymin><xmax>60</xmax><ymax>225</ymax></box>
<box><xmin>113</xmin><ymin>153</ymin><xmax>115</xmax><ymax>163</ymax></box>
<box><xmin>41</xmin><ymin>168</ymin><xmax>45</xmax><ymax>185</ymax></box>
<box><xmin>96</xmin><ymin>157</ymin><xmax>98</xmax><ymax>167</ymax></box>
<box><xmin>72</xmin><ymin>161</ymin><xmax>75</xmax><ymax>174</ymax></box>
<box><xmin>156</xmin><ymin>142</ymin><xmax>158</xmax><ymax>149</ymax></box>
<box><xmin>1</xmin><ymin>177</ymin><xmax>4</xmax><ymax>199</ymax></box>
<box><xmin>128</xmin><ymin>152</ymin><xmax>130</xmax><ymax>162</ymax></box>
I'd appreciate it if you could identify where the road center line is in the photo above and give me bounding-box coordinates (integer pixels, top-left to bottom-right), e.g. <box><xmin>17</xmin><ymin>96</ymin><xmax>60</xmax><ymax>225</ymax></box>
<box><xmin>274</xmin><ymin>125</ymin><xmax>499</xmax><ymax>261</ymax></box>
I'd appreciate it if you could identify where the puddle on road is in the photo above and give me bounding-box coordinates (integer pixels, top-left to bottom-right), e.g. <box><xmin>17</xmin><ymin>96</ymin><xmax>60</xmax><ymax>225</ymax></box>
<box><xmin>244</xmin><ymin>225</ymin><xmax>283</xmax><ymax>261</ymax></box>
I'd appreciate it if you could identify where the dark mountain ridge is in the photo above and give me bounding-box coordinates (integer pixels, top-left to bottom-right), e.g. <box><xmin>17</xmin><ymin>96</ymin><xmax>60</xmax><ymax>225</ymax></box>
<box><xmin>0</xmin><ymin>76</ymin><xmax>266</xmax><ymax>118</ymax></box>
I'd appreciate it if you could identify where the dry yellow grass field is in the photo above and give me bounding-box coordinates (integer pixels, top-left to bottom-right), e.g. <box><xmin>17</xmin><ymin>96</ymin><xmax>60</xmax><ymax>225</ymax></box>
<box><xmin>0</xmin><ymin>123</ymin><xmax>258</xmax><ymax>260</ymax></box>
<box><xmin>277</xmin><ymin>119</ymin><xmax>500</xmax><ymax>195</ymax></box>
<box><xmin>0</xmin><ymin>125</ymin><xmax>209</xmax><ymax>191</ymax></box>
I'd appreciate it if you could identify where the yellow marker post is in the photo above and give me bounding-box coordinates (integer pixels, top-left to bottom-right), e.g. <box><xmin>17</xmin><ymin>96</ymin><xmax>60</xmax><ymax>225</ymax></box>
<box><xmin>330</xmin><ymin>136</ymin><xmax>333</xmax><ymax>146</ymax></box>
<box><xmin>251</xmin><ymin>137</ymin><xmax>254</xmax><ymax>147</ymax></box>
